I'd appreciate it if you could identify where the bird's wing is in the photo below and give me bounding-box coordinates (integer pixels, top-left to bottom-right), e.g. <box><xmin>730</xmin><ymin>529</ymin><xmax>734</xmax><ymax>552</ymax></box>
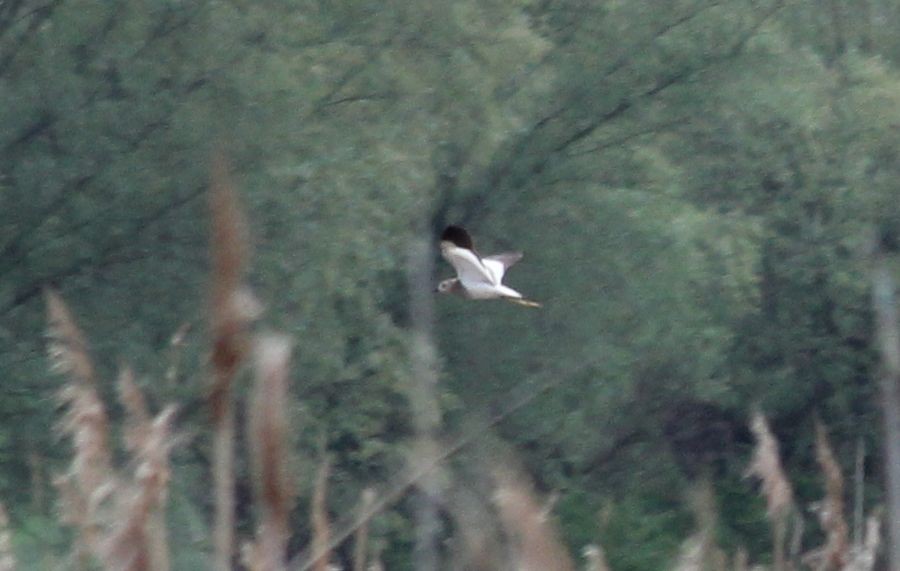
<box><xmin>482</xmin><ymin>252</ymin><xmax>523</xmax><ymax>282</ymax></box>
<box><xmin>441</xmin><ymin>242</ymin><xmax>497</xmax><ymax>286</ymax></box>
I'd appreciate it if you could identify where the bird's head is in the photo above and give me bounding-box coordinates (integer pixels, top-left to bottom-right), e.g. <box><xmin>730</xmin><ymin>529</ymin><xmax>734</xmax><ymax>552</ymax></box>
<box><xmin>436</xmin><ymin>279</ymin><xmax>457</xmax><ymax>295</ymax></box>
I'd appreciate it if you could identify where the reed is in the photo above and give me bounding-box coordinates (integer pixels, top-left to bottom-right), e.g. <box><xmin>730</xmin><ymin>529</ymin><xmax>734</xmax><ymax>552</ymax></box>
<box><xmin>814</xmin><ymin>418</ymin><xmax>849</xmax><ymax>570</ymax></box>
<box><xmin>746</xmin><ymin>409</ymin><xmax>794</xmax><ymax>571</ymax></box>
<box><xmin>47</xmin><ymin>289</ymin><xmax>114</xmax><ymax>566</ymax></box>
<box><xmin>248</xmin><ymin>335</ymin><xmax>295</xmax><ymax>571</ymax></box>
<box><xmin>47</xmin><ymin>291</ymin><xmax>177</xmax><ymax>571</ymax></box>
<box><xmin>310</xmin><ymin>455</ymin><xmax>333</xmax><ymax>571</ymax></box>
<box><xmin>492</xmin><ymin>465</ymin><xmax>574</xmax><ymax>571</ymax></box>
<box><xmin>208</xmin><ymin>153</ymin><xmax>254</xmax><ymax>571</ymax></box>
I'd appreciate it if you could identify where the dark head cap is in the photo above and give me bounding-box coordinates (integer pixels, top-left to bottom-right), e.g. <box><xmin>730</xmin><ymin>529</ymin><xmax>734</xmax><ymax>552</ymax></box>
<box><xmin>441</xmin><ymin>225</ymin><xmax>474</xmax><ymax>250</ymax></box>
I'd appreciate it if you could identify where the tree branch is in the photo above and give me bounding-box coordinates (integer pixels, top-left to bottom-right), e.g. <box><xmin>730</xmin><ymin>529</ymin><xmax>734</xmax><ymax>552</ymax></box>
<box><xmin>0</xmin><ymin>0</ymin><xmax>64</xmax><ymax>75</ymax></box>
<box><xmin>1</xmin><ymin>184</ymin><xmax>205</xmax><ymax>316</ymax></box>
<box><xmin>458</xmin><ymin>0</ymin><xmax>786</xmax><ymax>227</ymax></box>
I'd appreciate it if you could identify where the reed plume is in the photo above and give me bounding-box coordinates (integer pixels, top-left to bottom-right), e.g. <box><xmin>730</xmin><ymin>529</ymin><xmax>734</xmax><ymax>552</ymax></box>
<box><xmin>101</xmin><ymin>406</ymin><xmax>177</xmax><ymax>571</ymax></box>
<box><xmin>745</xmin><ymin>409</ymin><xmax>794</xmax><ymax>571</ymax></box>
<box><xmin>581</xmin><ymin>544</ymin><xmax>610</xmax><ymax>571</ymax></box>
<box><xmin>813</xmin><ymin>418</ymin><xmax>849</xmax><ymax>570</ymax></box>
<box><xmin>47</xmin><ymin>291</ymin><xmax>178</xmax><ymax>571</ymax></box>
<box><xmin>47</xmin><ymin>290</ymin><xmax>114</xmax><ymax>564</ymax></box>
<box><xmin>45</xmin><ymin>288</ymin><xmax>96</xmax><ymax>387</ymax></box>
<box><xmin>492</xmin><ymin>466</ymin><xmax>574</xmax><ymax>571</ymax></box>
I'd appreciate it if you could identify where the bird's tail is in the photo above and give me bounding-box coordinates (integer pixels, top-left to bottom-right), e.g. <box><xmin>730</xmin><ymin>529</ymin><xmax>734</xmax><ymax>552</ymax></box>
<box><xmin>504</xmin><ymin>297</ymin><xmax>542</xmax><ymax>308</ymax></box>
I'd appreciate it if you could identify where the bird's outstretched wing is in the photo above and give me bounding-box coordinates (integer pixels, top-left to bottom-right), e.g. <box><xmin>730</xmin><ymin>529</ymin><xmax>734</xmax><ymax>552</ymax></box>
<box><xmin>441</xmin><ymin>242</ymin><xmax>496</xmax><ymax>286</ymax></box>
<box><xmin>483</xmin><ymin>252</ymin><xmax>523</xmax><ymax>283</ymax></box>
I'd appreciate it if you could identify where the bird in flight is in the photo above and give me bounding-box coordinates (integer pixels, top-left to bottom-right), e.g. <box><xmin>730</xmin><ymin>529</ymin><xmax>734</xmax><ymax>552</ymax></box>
<box><xmin>437</xmin><ymin>225</ymin><xmax>541</xmax><ymax>307</ymax></box>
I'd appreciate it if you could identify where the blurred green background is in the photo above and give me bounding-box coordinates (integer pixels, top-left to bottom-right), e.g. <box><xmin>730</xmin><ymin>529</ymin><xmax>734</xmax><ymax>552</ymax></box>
<box><xmin>2</xmin><ymin>0</ymin><xmax>899</xmax><ymax>568</ymax></box>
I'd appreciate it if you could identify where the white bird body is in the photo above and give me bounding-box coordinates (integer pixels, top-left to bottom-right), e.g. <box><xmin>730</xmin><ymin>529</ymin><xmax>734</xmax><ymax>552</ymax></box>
<box><xmin>464</xmin><ymin>282</ymin><xmax>524</xmax><ymax>300</ymax></box>
<box><xmin>437</xmin><ymin>226</ymin><xmax>540</xmax><ymax>307</ymax></box>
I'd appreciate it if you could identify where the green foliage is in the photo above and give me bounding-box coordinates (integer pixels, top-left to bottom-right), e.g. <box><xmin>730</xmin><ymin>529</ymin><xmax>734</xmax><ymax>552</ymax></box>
<box><xmin>11</xmin><ymin>513</ymin><xmax>69</xmax><ymax>571</ymax></box>
<box><xmin>714</xmin><ymin>473</ymin><xmax>771</xmax><ymax>561</ymax></box>
<box><xmin>1</xmin><ymin>0</ymin><xmax>898</xmax><ymax>568</ymax></box>
<box><xmin>600</xmin><ymin>491</ymin><xmax>692</xmax><ymax>571</ymax></box>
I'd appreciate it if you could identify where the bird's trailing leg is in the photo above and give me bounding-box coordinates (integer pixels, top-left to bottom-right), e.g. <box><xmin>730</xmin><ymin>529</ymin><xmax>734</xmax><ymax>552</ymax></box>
<box><xmin>504</xmin><ymin>297</ymin><xmax>542</xmax><ymax>308</ymax></box>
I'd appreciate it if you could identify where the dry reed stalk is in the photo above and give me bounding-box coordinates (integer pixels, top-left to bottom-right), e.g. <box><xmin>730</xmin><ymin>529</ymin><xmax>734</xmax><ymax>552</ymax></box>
<box><xmin>353</xmin><ymin>489</ymin><xmax>375</xmax><ymax>571</ymax></box>
<box><xmin>165</xmin><ymin>322</ymin><xmax>192</xmax><ymax>386</ymax></box>
<box><xmin>581</xmin><ymin>545</ymin><xmax>610</xmax><ymax>571</ymax></box>
<box><xmin>146</xmin><ymin>506</ymin><xmax>170</xmax><ymax>571</ymax></box>
<box><xmin>843</xmin><ymin>510</ymin><xmax>880</xmax><ymax>571</ymax></box>
<box><xmin>491</xmin><ymin>467</ymin><xmax>575</xmax><ymax>571</ymax></box>
<box><xmin>209</xmin><ymin>153</ymin><xmax>250</xmax><ymax>414</ymax></box>
<box><xmin>745</xmin><ymin>410</ymin><xmax>794</xmax><ymax>571</ymax></box>
<box><xmin>47</xmin><ymin>290</ymin><xmax>113</xmax><ymax>496</ymax></box>
<box><xmin>47</xmin><ymin>291</ymin><xmax>115</xmax><ymax>564</ymax></box>
<box><xmin>813</xmin><ymin>419</ymin><xmax>849</xmax><ymax>570</ymax></box>
<box><xmin>0</xmin><ymin>502</ymin><xmax>15</xmax><ymax>571</ymax></box>
<box><xmin>732</xmin><ymin>547</ymin><xmax>748</xmax><ymax>571</ymax></box>
<box><xmin>863</xmin><ymin>513</ymin><xmax>881</xmax><ymax>558</ymax></box>
<box><xmin>249</xmin><ymin>334</ymin><xmax>295</xmax><ymax>571</ymax></box>
<box><xmin>118</xmin><ymin>367</ymin><xmax>151</xmax><ymax>451</ymax></box>
<box><xmin>45</xmin><ymin>289</ymin><xmax>96</xmax><ymax>387</ymax></box>
<box><xmin>672</xmin><ymin>533</ymin><xmax>707</xmax><ymax>571</ymax></box>
<box><xmin>53</xmin><ymin>473</ymin><xmax>92</xmax><ymax>570</ymax></box>
<box><xmin>446</xmin><ymin>480</ymin><xmax>505</xmax><ymax>571</ymax></box>
<box><xmin>853</xmin><ymin>437</ymin><xmax>865</xmax><ymax>547</ymax></box>
<box><xmin>118</xmin><ymin>369</ymin><xmax>172</xmax><ymax>571</ymax></box>
<box><xmin>310</xmin><ymin>455</ymin><xmax>333</xmax><ymax>571</ymax></box>
<box><xmin>241</xmin><ymin>543</ymin><xmax>264</xmax><ymax>571</ymax></box>
<box><xmin>860</xmin><ymin>513</ymin><xmax>880</xmax><ymax>570</ymax></box>
<box><xmin>102</xmin><ymin>406</ymin><xmax>177</xmax><ymax>571</ymax></box>
<box><xmin>366</xmin><ymin>551</ymin><xmax>384</xmax><ymax>571</ymax></box>
<box><xmin>208</xmin><ymin>153</ymin><xmax>253</xmax><ymax>571</ymax></box>
<box><xmin>673</xmin><ymin>477</ymin><xmax>723</xmax><ymax>571</ymax></box>
<box><xmin>46</xmin><ymin>292</ymin><xmax>178</xmax><ymax>571</ymax></box>
<box><xmin>57</xmin><ymin>383</ymin><xmax>115</xmax><ymax>506</ymax></box>
<box><xmin>689</xmin><ymin>477</ymin><xmax>718</xmax><ymax>533</ymax></box>
<box><xmin>671</xmin><ymin>538</ymin><xmax>726</xmax><ymax>571</ymax></box>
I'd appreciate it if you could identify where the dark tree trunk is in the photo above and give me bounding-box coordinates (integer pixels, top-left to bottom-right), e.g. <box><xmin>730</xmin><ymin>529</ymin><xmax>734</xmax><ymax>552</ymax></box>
<box><xmin>406</xmin><ymin>227</ymin><xmax>444</xmax><ymax>571</ymax></box>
